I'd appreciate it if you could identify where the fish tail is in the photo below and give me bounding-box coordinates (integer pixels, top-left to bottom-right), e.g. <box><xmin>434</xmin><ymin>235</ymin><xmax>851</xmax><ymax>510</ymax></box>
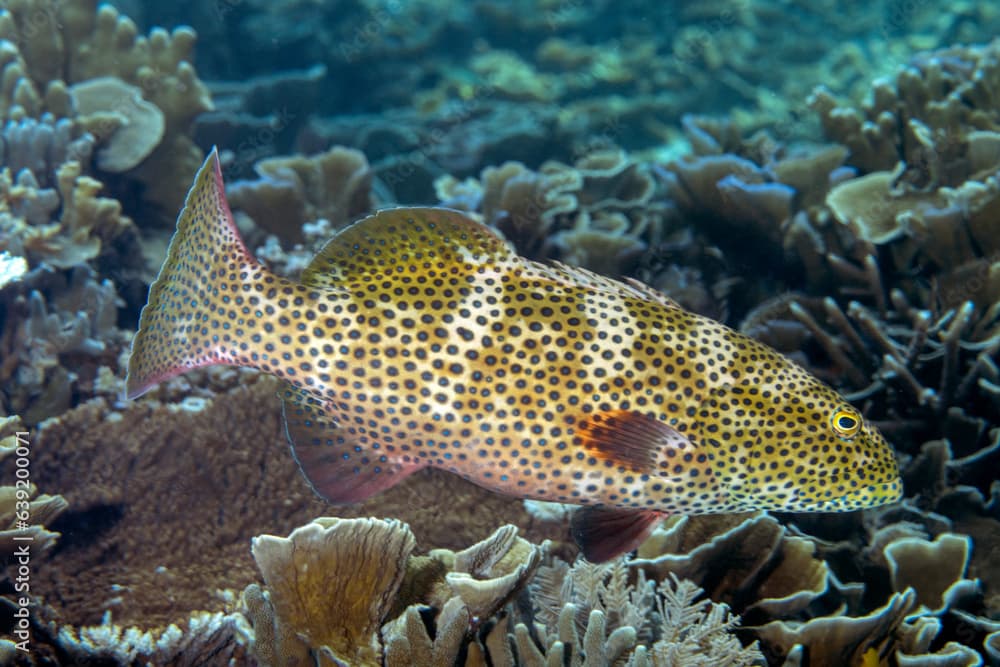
<box><xmin>125</xmin><ymin>148</ymin><xmax>268</xmax><ymax>399</ymax></box>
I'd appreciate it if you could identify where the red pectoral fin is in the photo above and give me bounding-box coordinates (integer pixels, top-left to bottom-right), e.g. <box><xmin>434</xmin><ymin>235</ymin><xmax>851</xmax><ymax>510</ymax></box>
<box><xmin>570</xmin><ymin>507</ymin><xmax>667</xmax><ymax>563</ymax></box>
<box><xmin>574</xmin><ymin>409</ymin><xmax>696</xmax><ymax>473</ymax></box>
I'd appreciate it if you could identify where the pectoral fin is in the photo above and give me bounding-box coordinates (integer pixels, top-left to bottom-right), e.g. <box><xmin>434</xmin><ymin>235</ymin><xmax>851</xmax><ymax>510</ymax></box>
<box><xmin>574</xmin><ymin>409</ymin><xmax>695</xmax><ymax>473</ymax></box>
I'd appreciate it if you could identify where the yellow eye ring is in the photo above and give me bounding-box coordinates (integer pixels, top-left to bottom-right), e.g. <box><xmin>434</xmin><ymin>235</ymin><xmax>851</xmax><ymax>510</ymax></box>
<box><xmin>831</xmin><ymin>409</ymin><xmax>861</xmax><ymax>439</ymax></box>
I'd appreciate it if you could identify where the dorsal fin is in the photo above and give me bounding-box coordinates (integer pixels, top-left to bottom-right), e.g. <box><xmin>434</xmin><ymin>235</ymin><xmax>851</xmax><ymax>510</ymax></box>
<box><xmin>301</xmin><ymin>207</ymin><xmax>514</xmax><ymax>289</ymax></box>
<box><xmin>527</xmin><ymin>260</ymin><xmax>681</xmax><ymax>309</ymax></box>
<box><xmin>620</xmin><ymin>276</ymin><xmax>682</xmax><ymax>309</ymax></box>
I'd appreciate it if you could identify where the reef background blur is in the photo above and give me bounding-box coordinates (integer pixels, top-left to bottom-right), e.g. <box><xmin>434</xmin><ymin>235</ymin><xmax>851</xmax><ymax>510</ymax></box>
<box><xmin>1</xmin><ymin>0</ymin><xmax>1000</xmax><ymax>664</ymax></box>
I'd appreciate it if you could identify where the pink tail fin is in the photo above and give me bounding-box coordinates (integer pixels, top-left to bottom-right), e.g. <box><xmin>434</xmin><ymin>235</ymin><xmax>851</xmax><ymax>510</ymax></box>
<box><xmin>125</xmin><ymin>148</ymin><xmax>258</xmax><ymax>399</ymax></box>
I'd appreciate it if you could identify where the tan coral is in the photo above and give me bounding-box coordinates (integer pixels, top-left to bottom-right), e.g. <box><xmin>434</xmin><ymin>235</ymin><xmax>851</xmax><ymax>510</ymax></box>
<box><xmin>0</xmin><ymin>0</ymin><xmax>212</xmax><ymax>219</ymax></box>
<box><xmin>240</xmin><ymin>519</ymin><xmax>547</xmax><ymax>667</ymax></box>
<box><xmin>13</xmin><ymin>372</ymin><xmax>560</xmax><ymax>630</ymax></box>
<box><xmin>0</xmin><ymin>39</ymin><xmax>41</xmax><ymax>120</ymax></box>
<box><xmin>0</xmin><ymin>157</ymin><xmax>133</xmax><ymax>270</ymax></box>
<box><xmin>69</xmin><ymin>76</ymin><xmax>165</xmax><ymax>172</ymax></box>
<box><xmin>0</xmin><ymin>1</ymin><xmax>211</xmax><ymax>130</ymax></box>
<box><xmin>476</xmin><ymin>160</ymin><xmax>579</xmax><ymax>256</ymax></box>
<box><xmin>634</xmin><ymin>513</ymin><xmax>830</xmax><ymax>619</ymax></box>
<box><xmin>825</xmin><ymin>169</ymin><xmax>944</xmax><ymax>245</ymax></box>
<box><xmin>0</xmin><ymin>416</ymin><xmax>68</xmax><ymax>560</ymax></box>
<box><xmin>445</xmin><ymin>148</ymin><xmax>663</xmax><ymax>274</ymax></box>
<box><xmin>227</xmin><ymin>145</ymin><xmax>374</xmax><ymax>244</ymax></box>
<box><xmin>884</xmin><ymin>533</ymin><xmax>978</xmax><ymax>614</ymax></box>
<box><xmin>810</xmin><ymin>40</ymin><xmax>1000</xmax><ymax>190</ymax></box>
<box><xmin>755</xmin><ymin>589</ymin><xmax>916</xmax><ymax>667</ymax></box>
<box><xmin>52</xmin><ymin>160</ymin><xmax>133</xmax><ymax>265</ymax></box>
<box><xmin>244</xmin><ymin>517</ymin><xmax>416</xmax><ymax>666</ymax></box>
<box><xmin>428</xmin><ymin>524</ymin><xmax>545</xmax><ymax>621</ymax></box>
<box><xmin>469</xmin><ymin>51</ymin><xmax>563</xmax><ymax>103</ymax></box>
<box><xmin>383</xmin><ymin>597</ymin><xmax>470</xmax><ymax>667</ymax></box>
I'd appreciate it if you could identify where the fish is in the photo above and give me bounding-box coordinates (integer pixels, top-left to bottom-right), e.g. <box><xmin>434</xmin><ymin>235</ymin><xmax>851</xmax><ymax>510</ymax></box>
<box><xmin>126</xmin><ymin>149</ymin><xmax>902</xmax><ymax>562</ymax></box>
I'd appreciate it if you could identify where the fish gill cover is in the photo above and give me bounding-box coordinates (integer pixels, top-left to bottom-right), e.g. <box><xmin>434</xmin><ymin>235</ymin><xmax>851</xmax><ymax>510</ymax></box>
<box><xmin>0</xmin><ymin>0</ymin><xmax>999</xmax><ymax>665</ymax></box>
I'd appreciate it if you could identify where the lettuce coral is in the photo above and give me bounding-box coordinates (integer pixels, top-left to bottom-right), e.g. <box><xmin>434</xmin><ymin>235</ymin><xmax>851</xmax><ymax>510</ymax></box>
<box><xmin>227</xmin><ymin>145</ymin><xmax>374</xmax><ymax>245</ymax></box>
<box><xmin>244</xmin><ymin>517</ymin><xmax>415</xmax><ymax>666</ymax></box>
<box><xmin>436</xmin><ymin>148</ymin><xmax>663</xmax><ymax>276</ymax></box>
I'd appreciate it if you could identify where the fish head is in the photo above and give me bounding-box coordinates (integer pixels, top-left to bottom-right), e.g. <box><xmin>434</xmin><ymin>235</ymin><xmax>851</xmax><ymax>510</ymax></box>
<box><xmin>697</xmin><ymin>373</ymin><xmax>902</xmax><ymax>513</ymax></box>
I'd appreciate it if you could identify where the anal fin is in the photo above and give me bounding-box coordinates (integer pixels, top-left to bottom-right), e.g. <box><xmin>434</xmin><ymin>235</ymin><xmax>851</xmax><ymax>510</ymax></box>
<box><xmin>571</xmin><ymin>507</ymin><xmax>666</xmax><ymax>563</ymax></box>
<box><xmin>281</xmin><ymin>384</ymin><xmax>422</xmax><ymax>504</ymax></box>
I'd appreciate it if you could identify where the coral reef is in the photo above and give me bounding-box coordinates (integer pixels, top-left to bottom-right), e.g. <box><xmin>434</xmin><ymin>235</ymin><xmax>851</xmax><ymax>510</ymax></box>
<box><xmin>436</xmin><ymin>148</ymin><xmax>664</xmax><ymax>276</ymax></box>
<box><xmin>0</xmin><ymin>416</ymin><xmax>67</xmax><ymax>560</ymax></box>
<box><xmin>0</xmin><ymin>265</ymin><xmax>124</xmax><ymax>423</ymax></box>
<box><xmin>2</xmin><ymin>0</ymin><xmax>1000</xmax><ymax>665</ymax></box>
<box><xmin>69</xmin><ymin>77</ymin><xmax>164</xmax><ymax>173</ymax></box>
<box><xmin>297</xmin><ymin>100</ymin><xmax>564</xmax><ymax>204</ymax></box>
<box><xmin>54</xmin><ymin>610</ymin><xmax>251</xmax><ymax>665</ymax></box>
<box><xmin>244</xmin><ymin>517</ymin><xmax>415</xmax><ymax>665</ymax></box>
<box><xmin>0</xmin><ymin>373</ymin><xmax>566</xmax><ymax>636</ymax></box>
<box><xmin>0</xmin><ymin>0</ymin><xmax>212</xmax><ymax>223</ymax></box>
<box><xmin>236</xmin><ymin>516</ymin><xmax>760</xmax><ymax>667</ymax></box>
<box><xmin>226</xmin><ymin>144</ymin><xmax>374</xmax><ymax>245</ymax></box>
<box><xmin>0</xmin><ymin>146</ymin><xmax>138</xmax><ymax>272</ymax></box>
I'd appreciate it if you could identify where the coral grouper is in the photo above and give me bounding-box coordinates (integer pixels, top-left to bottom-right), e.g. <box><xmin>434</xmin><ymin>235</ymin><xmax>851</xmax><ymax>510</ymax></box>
<box><xmin>126</xmin><ymin>149</ymin><xmax>902</xmax><ymax>562</ymax></box>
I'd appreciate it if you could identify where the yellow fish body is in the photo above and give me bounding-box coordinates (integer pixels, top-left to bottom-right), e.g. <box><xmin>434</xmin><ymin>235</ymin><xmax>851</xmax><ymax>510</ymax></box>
<box><xmin>127</xmin><ymin>150</ymin><xmax>901</xmax><ymax>561</ymax></box>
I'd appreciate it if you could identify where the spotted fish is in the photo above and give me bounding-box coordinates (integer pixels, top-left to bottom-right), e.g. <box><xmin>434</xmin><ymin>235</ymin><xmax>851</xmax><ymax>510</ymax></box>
<box><xmin>126</xmin><ymin>150</ymin><xmax>901</xmax><ymax>562</ymax></box>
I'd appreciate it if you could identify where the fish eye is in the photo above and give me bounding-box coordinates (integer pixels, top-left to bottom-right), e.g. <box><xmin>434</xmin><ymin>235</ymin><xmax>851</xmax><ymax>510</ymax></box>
<box><xmin>831</xmin><ymin>409</ymin><xmax>861</xmax><ymax>439</ymax></box>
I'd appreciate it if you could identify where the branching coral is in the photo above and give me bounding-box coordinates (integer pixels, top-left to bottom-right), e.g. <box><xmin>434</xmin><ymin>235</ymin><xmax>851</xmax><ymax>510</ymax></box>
<box><xmin>55</xmin><ymin>610</ymin><xmax>251</xmax><ymax>666</ymax></box>
<box><xmin>0</xmin><ymin>0</ymin><xmax>213</xmax><ymax>222</ymax></box>
<box><xmin>634</xmin><ymin>575</ymin><xmax>761</xmax><ymax>667</ymax></box>
<box><xmin>810</xmin><ymin>40</ymin><xmax>1000</xmax><ymax>185</ymax></box>
<box><xmin>0</xmin><ymin>265</ymin><xmax>124</xmax><ymax>423</ymax></box>
<box><xmin>522</xmin><ymin>554</ymin><xmax>761</xmax><ymax>666</ymax></box>
<box><xmin>0</xmin><ymin>151</ymin><xmax>137</xmax><ymax>271</ymax></box>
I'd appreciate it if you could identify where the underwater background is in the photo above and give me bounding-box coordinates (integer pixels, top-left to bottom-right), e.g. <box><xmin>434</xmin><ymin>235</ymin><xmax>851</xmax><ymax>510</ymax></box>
<box><xmin>1</xmin><ymin>0</ymin><xmax>1000</xmax><ymax>664</ymax></box>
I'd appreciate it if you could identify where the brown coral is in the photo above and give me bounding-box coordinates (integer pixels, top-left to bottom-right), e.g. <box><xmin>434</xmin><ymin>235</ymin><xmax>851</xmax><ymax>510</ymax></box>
<box><xmin>226</xmin><ymin>145</ymin><xmax>374</xmax><ymax>244</ymax></box>
<box><xmin>244</xmin><ymin>517</ymin><xmax>415</xmax><ymax>666</ymax></box>
<box><xmin>437</xmin><ymin>148</ymin><xmax>664</xmax><ymax>276</ymax></box>
<box><xmin>8</xmin><ymin>373</ymin><xmax>564</xmax><ymax>630</ymax></box>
